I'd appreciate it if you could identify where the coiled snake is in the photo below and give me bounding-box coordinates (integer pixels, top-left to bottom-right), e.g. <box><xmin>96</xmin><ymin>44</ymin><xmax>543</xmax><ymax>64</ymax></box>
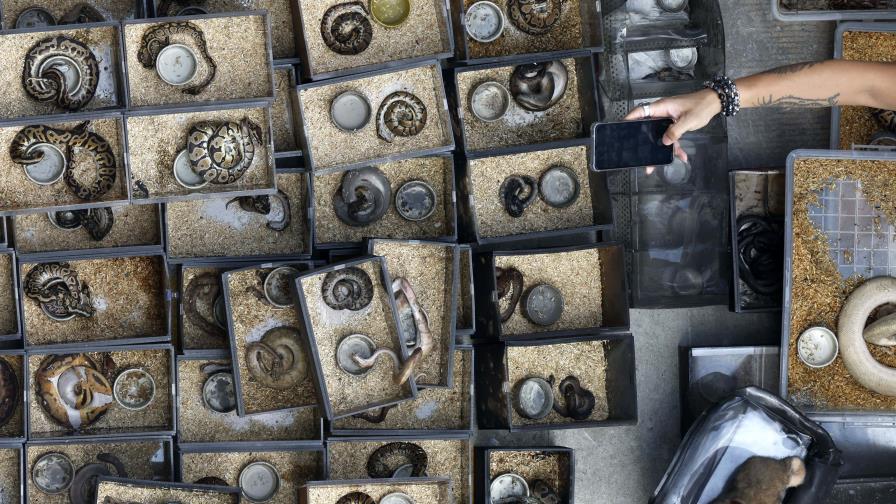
<box><xmin>551</xmin><ymin>375</ymin><xmax>595</xmax><ymax>420</ymax></box>
<box><xmin>24</xmin><ymin>262</ymin><xmax>95</xmax><ymax>321</ymax></box>
<box><xmin>226</xmin><ymin>189</ymin><xmax>291</xmax><ymax>231</ymax></box>
<box><xmin>377</xmin><ymin>91</ymin><xmax>427</xmax><ymax>143</ymax></box>
<box><xmin>366</xmin><ymin>442</ymin><xmax>428</xmax><ymax>478</ymax></box>
<box><xmin>188</xmin><ymin>118</ymin><xmax>262</xmax><ymax>184</ymax></box>
<box><xmin>23</xmin><ymin>36</ymin><xmax>99</xmax><ymax>111</ymax></box>
<box><xmin>321</xmin><ymin>2</ymin><xmax>374</xmax><ymax>56</ymax></box>
<box><xmin>508</xmin><ymin>0</ymin><xmax>564</xmax><ymax>35</ymax></box>
<box><xmin>10</xmin><ymin>122</ymin><xmax>117</xmax><ymax>201</ymax></box>
<box><xmin>35</xmin><ymin>354</ymin><xmax>113</xmax><ymax>430</ymax></box>
<box><xmin>183</xmin><ymin>273</ymin><xmax>226</xmax><ymax>341</ymax></box>
<box><xmin>245</xmin><ymin>326</ymin><xmax>307</xmax><ymax>390</ymax></box>
<box><xmin>138</xmin><ymin>21</ymin><xmax>217</xmax><ymax>95</ymax></box>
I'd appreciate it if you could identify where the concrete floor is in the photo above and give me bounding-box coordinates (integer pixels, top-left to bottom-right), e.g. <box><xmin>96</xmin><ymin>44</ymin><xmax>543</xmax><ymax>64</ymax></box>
<box><xmin>477</xmin><ymin>1</ymin><xmax>836</xmax><ymax>502</ymax></box>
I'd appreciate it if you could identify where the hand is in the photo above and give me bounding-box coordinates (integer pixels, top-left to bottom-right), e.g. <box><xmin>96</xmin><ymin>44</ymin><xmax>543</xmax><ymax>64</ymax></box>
<box><xmin>624</xmin><ymin>89</ymin><xmax>722</xmax><ymax>163</ymax></box>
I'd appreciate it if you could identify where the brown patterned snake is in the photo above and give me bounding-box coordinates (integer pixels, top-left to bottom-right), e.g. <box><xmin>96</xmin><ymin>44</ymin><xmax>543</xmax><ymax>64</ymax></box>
<box><xmin>188</xmin><ymin>118</ymin><xmax>262</xmax><ymax>185</ymax></box>
<box><xmin>137</xmin><ymin>21</ymin><xmax>217</xmax><ymax>95</ymax></box>
<box><xmin>10</xmin><ymin>122</ymin><xmax>117</xmax><ymax>201</ymax></box>
<box><xmin>23</xmin><ymin>36</ymin><xmax>99</xmax><ymax>111</ymax></box>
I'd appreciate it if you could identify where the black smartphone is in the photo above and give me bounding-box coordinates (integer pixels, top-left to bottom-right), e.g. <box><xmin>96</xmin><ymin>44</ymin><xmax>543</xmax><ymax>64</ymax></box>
<box><xmin>591</xmin><ymin>118</ymin><xmax>675</xmax><ymax>171</ymax></box>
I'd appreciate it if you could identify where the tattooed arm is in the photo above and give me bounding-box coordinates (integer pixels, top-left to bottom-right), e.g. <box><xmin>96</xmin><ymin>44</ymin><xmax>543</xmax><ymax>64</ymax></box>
<box><xmin>624</xmin><ymin>59</ymin><xmax>896</xmax><ymax>157</ymax></box>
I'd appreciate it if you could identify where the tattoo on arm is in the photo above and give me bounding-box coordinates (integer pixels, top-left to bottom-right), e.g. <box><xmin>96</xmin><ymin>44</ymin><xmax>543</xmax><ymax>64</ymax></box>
<box><xmin>767</xmin><ymin>61</ymin><xmax>821</xmax><ymax>75</ymax></box>
<box><xmin>755</xmin><ymin>93</ymin><xmax>840</xmax><ymax>109</ymax></box>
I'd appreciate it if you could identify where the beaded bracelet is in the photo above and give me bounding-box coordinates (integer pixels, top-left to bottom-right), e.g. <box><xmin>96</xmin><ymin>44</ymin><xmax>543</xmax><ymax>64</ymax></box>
<box><xmin>704</xmin><ymin>76</ymin><xmax>741</xmax><ymax>117</ymax></box>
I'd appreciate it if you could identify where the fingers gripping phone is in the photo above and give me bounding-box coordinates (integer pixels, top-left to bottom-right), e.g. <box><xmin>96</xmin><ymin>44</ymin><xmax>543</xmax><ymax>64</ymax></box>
<box><xmin>591</xmin><ymin>118</ymin><xmax>675</xmax><ymax>171</ymax></box>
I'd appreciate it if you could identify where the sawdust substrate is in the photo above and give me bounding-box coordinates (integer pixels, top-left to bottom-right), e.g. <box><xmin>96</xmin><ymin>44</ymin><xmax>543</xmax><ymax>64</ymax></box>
<box><xmin>28</xmin><ymin>348</ymin><xmax>172</xmax><ymax>437</ymax></box>
<box><xmin>96</xmin><ymin>480</ymin><xmax>238</xmax><ymax>504</ymax></box>
<box><xmin>462</xmin><ymin>0</ymin><xmax>585</xmax><ymax>59</ymax></box>
<box><xmin>304</xmin><ymin>480</ymin><xmax>451</xmax><ymax>504</ymax></box>
<box><xmin>177</xmin><ymin>357</ymin><xmax>319</xmax><ymax>442</ymax></box>
<box><xmin>154</xmin><ymin>0</ymin><xmax>298</xmax><ymax>59</ymax></box>
<box><xmin>125</xmin><ymin>106</ymin><xmax>274</xmax><ymax>201</ymax></box>
<box><xmin>13</xmin><ymin>204</ymin><xmax>161</xmax><ymax>254</ymax></box>
<box><xmin>166</xmin><ymin>171</ymin><xmax>307</xmax><ymax>259</ymax></box>
<box><xmin>124</xmin><ymin>15</ymin><xmax>272</xmax><ymax>107</ymax></box>
<box><xmin>496</xmin><ymin>248</ymin><xmax>603</xmax><ymax>337</ymax></box>
<box><xmin>327</xmin><ymin>437</ymin><xmax>469</xmax><ymax>504</ymax></box>
<box><xmin>456</xmin><ymin>57</ymin><xmax>584</xmax><ymax>152</ymax></box>
<box><xmin>299</xmin><ymin>64</ymin><xmax>453</xmax><ymax>171</ymax></box>
<box><xmin>179</xmin><ymin>266</ymin><xmax>228</xmax><ymax>351</ymax></box>
<box><xmin>0</xmin><ymin>26</ymin><xmax>122</xmax><ymax>119</ymax></box>
<box><xmin>330</xmin><ymin>348</ymin><xmax>471</xmax><ymax>432</ymax></box>
<box><xmin>227</xmin><ymin>267</ymin><xmax>317</xmax><ymax>414</ymax></box>
<box><xmin>0</xmin><ymin>353</ymin><xmax>24</xmax><ymax>439</ymax></box>
<box><xmin>457</xmin><ymin>247</ymin><xmax>473</xmax><ymax>332</ymax></box>
<box><xmin>180</xmin><ymin>449</ymin><xmax>323</xmax><ymax>503</ymax></box>
<box><xmin>371</xmin><ymin>240</ymin><xmax>455</xmax><ymax>387</ymax></box>
<box><xmin>298</xmin><ymin>259</ymin><xmax>413</xmax><ymax>417</ymax></box>
<box><xmin>469</xmin><ymin>144</ymin><xmax>594</xmax><ymax>238</ymax></box>
<box><xmin>838</xmin><ymin>31</ymin><xmax>896</xmax><ymax>149</ymax></box>
<box><xmin>0</xmin><ymin>254</ymin><xmax>17</xmax><ymax>336</ymax></box>
<box><xmin>273</xmin><ymin>66</ymin><xmax>299</xmax><ymax>152</ymax></box>
<box><xmin>298</xmin><ymin>0</ymin><xmax>451</xmax><ymax>77</ymax></box>
<box><xmin>313</xmin><ymin>156</ymin><xmax>453</xmax><ymax>244</ymax></box>
<box><xmin>0</xmin><ymin>447</ymin><xmax>20</xmax><ymax>504</ymax></box>
<box><xmin>507</xmin><ymin>340</ymin><xmax>609</xmax><ymax>427</ymax></box>
<box><xmin>1</xmin><ymin>0</ymin><xmax>138</xmax><ymax>26</ymax></box>
<box><xmin>26</xmin><ymin>439</ymin><xmax>171</xmax><ymax>504</ymax></box>
<box><xmin>488</xmin><ymin>450</ymin><xmax>571</xmax><ymax>501</ymax></box>
<box><xmin>787</xmin><ymin>157</ymin><xmax>896</xmax><ymax>411</ymax></box>
<box><xmin>0</xmin><ymin>118</ymin><xmax>127</xmax><ymax>211</ymax></box>
<box><xmin>22</xmin><ymin>255</ymin><xmax>166</xmax><ymax>345</ymax></box>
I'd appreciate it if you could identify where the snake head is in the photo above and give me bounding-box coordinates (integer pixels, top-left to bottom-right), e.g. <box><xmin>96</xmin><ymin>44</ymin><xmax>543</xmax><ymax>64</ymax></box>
<box><xmin>241</xmin><ymin>118</ymin><xmax>263</xmax><ymax>147</ymax></box>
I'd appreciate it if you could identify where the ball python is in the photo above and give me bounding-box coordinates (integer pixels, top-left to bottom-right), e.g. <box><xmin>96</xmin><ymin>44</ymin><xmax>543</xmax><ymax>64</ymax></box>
<box><xmin>366</xmin><ymin>442</ymin><xmax>428</xmax><ymax>478</ymax></box>
<box><xmin>245</xmin><ymin>326</ymin><xmax>307</xmax><ymax>390</ymax></box>
<box><xmin>23</xmin><ymin>36</ymin><xmax>99</xmax><ymax>111</ymax></box>
<box><xmin>10</xmin><ymin>121</ymin><xmax>117</xmax><ymax>201</ymax></box>
<box><xmin>392</xmin><ymin>277</ymin><xmax>433</xmax><ymax>357</ymax></box>
<box><xmin>496</xmin><ymin>267</ymin><xmax>524</xmax><ymax>322</ymax></box>
<box><xmin>508</xmin><ymin>0</ymin><xmax>563</xmax><ymax>35</ymax></box>
<box><xmin>52</xmin><ymin>208</ymin><xmax>115</xmax><ymax>241</ymax></box>
<box><xmin>137</xmin><ymin>21</ymin><xmax>217</xmax><ymax>95</ymax></box>
<box><xmin>551</xmin><ymin>375</ymin><xmax>595</xmax><ymax>420</ymax></box>
<box><xmin>873</xmin><ymin>108</ymin><xmax>896</xmax><ymax>133</ymax></box>
<box><xmin>321</xmin><ymin>267</ymin><xmax>374</xmax><ymax>311</ymax></box>
<box><xmin>333</xmin><ymin>166</ymin><xmax>392</xmax><ymax>227</ymax></box>
<box><xmin>321</xmin><ymin>2</ymin><xmax>374</xmax><ymax>56</ymax></box>
<box><xmin>226</xmin><ymin>189</ymin><xmax>291</xmax><ymax>231</ymax></box>
<box><xmin>35</xmin><ymin>354</ymin><xmax>113</xmax><ymax>430</ymax></box>
<box><xmin>377</xmin><ymin>91</ymin><xmax>428</xmax><ymax>143</ymax></box>
<box><xmin>70</xmin><ymin>453</ymin><xmax>128</xmax><ymax>504</ymax></box>
<box><xmin>509</xmin><ymin>61</ymin><xmax>569</xmax><ymax>112</ymax></box>
<box><xmin>351</xmin><ymin>404</ymin><xmax>395</xmax><ymax>423</ymax></box>
<box><xmin>0</xmin><ymin>358</ymin><xmax>19</xmax><ymax>428</ymax></box>
<box><xmin>183</xmin><ymin>273</ymin><xmax>226</xmax><ymax>341</ymax></box>
<box><xmin>500</xmin><ymin>175</ymin><xmax>538</xmax><ymax>218</ymax></box>
<box><xmin>24</xmin><ymin>262</ymin><xmax>95</xmax><ymax>320</ymax></box>
<box><xmin>336</xmin><ymin>492</ymin><xmax>375</xmax><ymax>504</ymax></box>
<box><xmin>188</xmin><ymin>118</ymin><xmax>262</xmax><ymax>184</ymax></box>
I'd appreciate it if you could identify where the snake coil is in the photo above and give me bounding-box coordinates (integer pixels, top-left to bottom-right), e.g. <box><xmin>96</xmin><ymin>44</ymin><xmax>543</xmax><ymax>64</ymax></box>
<box><xmin>10</xmin><ymin>122</ymin><xmax>117</xmax><ymax>201</ymax></box>
<box><xmin>336</xmin><ymin>492</ymin><xmax>376</xmax><ymax>504</ymax></box>
<box><xmin>245</xmin><ymin>326</ymin><xmax>307</xmax><ymax>390</ymax></box>
<box><xmin>736</xmin><ymin>214</ymin><xmax>784</xmax><ymax>297</ymax></box>
<box><xmin>24</xmin><ymin>262</ymin><xmax>95</xmax><ymax>320</ymax></box>
<box><xmin>321</xmin><ymin>2</ymin><xmax>374</xmax><ymax>56</ymax></box>
<box><xmin>551</xmin><ymin>375</ymin><xmax>595</xmax><ymax>420</ymax></box>
<box><xmin>35</xmin><ymin>354</ymin><xmax>112</xmax><ymax>430</ymax></box>
<box><xmin>226</xmin><ymin>189</ymin><xmax>291</xmax><ymax>231</ymax></box>
<box><xmin>137</xmin><ymin>21</ymin><xmax>217</xmax><ymax>94</ymax></box>
<box><xmin>366</xmin><ymin>442</ymin><xmax>428</xmax><ymax>478</ymax></box>
<box><xmin>496</xmin><ymin>267</ymin><xmax>524</xmax><ymax>322</ymax></box>
<box><xmin>183</xmin><ymin>273</ymin><xmax>226</xmax><ymax>341</ymax></box>
<box><xmin>321</xmin><ymin>267</ymin><xmax>374</xmax><ymax>311</ymax></box>
<box><xmin>188</xmin><ymin>118</ymin><xmax>262</xmax><ymax>185</ymax></box>
<box><xmin>23</xmin><ymin>36</ymin><xmax>99</xmax><ymax>111</ymax></box>
<box><xmin>377</xmin><ymin>91</ymin><xmax>428</xmax><ymax>143</ymax></box>
<box><xmin>508</xmin><ymin>0</ymin><xmax>563</xmax><ymax>35</ymax></box>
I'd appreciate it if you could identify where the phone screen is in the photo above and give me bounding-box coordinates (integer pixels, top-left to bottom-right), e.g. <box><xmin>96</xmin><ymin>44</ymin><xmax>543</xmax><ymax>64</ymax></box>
<box><xmin>592</xmin><ymin>119</ymin><xmax>675</xmax><ymax>170</ymax></box>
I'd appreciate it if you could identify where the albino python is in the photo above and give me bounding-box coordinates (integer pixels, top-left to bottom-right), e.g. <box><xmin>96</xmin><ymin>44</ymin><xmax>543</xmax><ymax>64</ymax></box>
<box><xmin>377</xmin><ymin>91</ymin><xmax>427</xmax><ymax>143</ymax></box>
<box><xmin>23</xmin><ymin>36</ymin><xmax>99</xmax><ymax>111</ymax></box>
<box><xmin>188</xmin><ymin>118</ymin><xmax>262</xmax><ymax>184</ymax></box>
<box><xmin>24</xmin><ymin>262</ymin><xmax>95</xmax><ymax>320</ymax></box>
<box><xmin>35</xmin><ymin>353</ymin><xmax>113</xmax><ymax>430</ymax></box>
<box><xmin>10</xmin><ymin>121</ymin><xmax>117</xmax><ymax>201</ymax></box>
<box><xmin>245</xmin><ymin>326</ymin><xmax>307</xmax><ymax>390</ymax></box>
<box><xmin>137</xmin><ymin>21</ymin><xmax>217</xmax><ymax>94</ymax></box>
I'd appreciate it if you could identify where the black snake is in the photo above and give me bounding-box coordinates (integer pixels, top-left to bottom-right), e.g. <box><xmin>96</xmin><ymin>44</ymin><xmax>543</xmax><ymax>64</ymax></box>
<box><xmin>226</xmin><ymin>189</ymin><xmax>291</xmax><ymax>231</ymax></box>
<box><xmin>23</xmin><ymin>36</ymin><xmax>99</xmax><ymax>111</ymax></box>
<box><xmin>496</xmin><ymin>267</ymin><xmax>524</xmax><ymax>322</ymax></box>
<box><xmin>137</xmin><ymin>21</ymin><xmax>217</xmax><ymax>95</ymax></box>
<box><xmin>188</xmin><ymin>118</ymin><xmax>262</xmax><ymax>184</ymax></box>
<box><xmin>508</xmin><ymin>0</ymin><xmax>564</xmax><ymax>35</ymax></box>
<box><xmin>366</xmin><ymin>442</ymin><xmax>428</xmax><ymax>478</ymax></box>
<box><xmin>52</xmin><ymin>208</ymin><xmax>115</xmax><ymax>241</ymax></box>
<box><xmin>24</xmin><ymin>262</ymin><xmax>95</xmax><ymax>321</ymax></box>
<box><xmin>500</xmin><ymin>175</ymin><xmax>538</xmax><ymax>218</ymax></box>
<box><xmin>377</xmin><ymin>91</ymin><xmax>427</xmax><ymax>143</ymax></box>
<box><xmin>551</xmin><ymin>375</ymin><xmax>595</xmax><ymax>421</ymax></box>
<box><xmin>333</xmin><ymin>166</ymin><xmax>392</xmax><ymax>227</ymax></box>
<box><xmin>183</xmin><ymin>273</ymin><xmax>226</xmax><ymax>341</ymax></box>
<box><xmin>10</xmin><ymin>122</ymin><xmax>117</xmax><ymax>201</ymax></box>
<box><xmin>736</xmin><ymin>214</ymin><xmax>784</xmax><ymax>297</ymax></box>
<box><xmin>509</xmin><ymin>61</ymin><xmax>569</xmax><ymax>112</ymax></box>
<box><xmin>245</xmin><ymin>326</ymin><xmax>307</xmax><ymax>390</ymax></box>
<box><xmin>321</xmin><ymin>2</ymin><xmax>374</xmax><ymax>56</ymax></box>
<box><xmin>70</xmin><ymin>453</ymin><xmax>128</xmax><ymax>504</ymax></box>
